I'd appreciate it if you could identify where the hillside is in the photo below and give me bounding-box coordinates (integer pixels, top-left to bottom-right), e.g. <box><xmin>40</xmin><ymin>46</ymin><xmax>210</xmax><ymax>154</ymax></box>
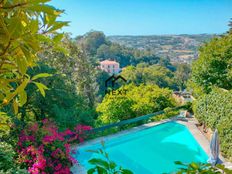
<box><xmin>108</xmin><ymin>34</ymin><xmax>215</xmax><ymax>63</ymax></box>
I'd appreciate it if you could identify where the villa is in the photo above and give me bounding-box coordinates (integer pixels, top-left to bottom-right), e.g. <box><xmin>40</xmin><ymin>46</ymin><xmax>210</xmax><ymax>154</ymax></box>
<box><xmin>100</xmin><ymin>60</ymin><xmax>121</xmax><ymax>74</ymax></box>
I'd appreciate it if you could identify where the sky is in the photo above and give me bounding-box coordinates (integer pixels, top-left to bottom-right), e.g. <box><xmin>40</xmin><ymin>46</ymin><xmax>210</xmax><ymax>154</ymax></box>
<box><xmin>50</xmin><ymin>0</ymin><xmax>232</xmax><ymax>36</ymax></box>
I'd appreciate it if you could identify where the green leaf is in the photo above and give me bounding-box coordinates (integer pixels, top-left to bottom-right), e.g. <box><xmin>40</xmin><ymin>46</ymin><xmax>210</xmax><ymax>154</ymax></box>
<box><xmin>96</xmin><ymin>166</ymin><xmax>107</xmax><ymax>174</ymax></box>
<box><xmin>88</xmin><ymin>158</ymin><xmax>109</xmax><ymax>169</ymax></box>
<box><xmin>47</xmin><ymin>21</ymin><xmax>69</xmax><ymax>33</ymax></box>
<box><xmin>109</xmin><ymin>161</ymin><xmax>116</xmax><ymax>169</ymax></box>
<box><xmin>31</xmin><ymin>73</ymin><xmax>52</xmax><ymax>80</ymax></box>
<box><xmin>33</xmin><ymin>82</ymin><xmax>48</xmax><ymax>97</ymax></box>
<box><xmin>18</xmin><ymin>90</ymin><xmax>27</xmax><ymax>106</ymax></box>
<box><xmin>189</xmin><ymin>162</ymin><xmax>199</xmax><ymax>169</ymax></box>
<box><xmin>30</xmin><ymin>20</ymin><xmax>39</xmax><ymax>33</ymax></box>
<box><xmin>44</xmin><ymin>14</ymin><xmax>57</xmax><ymax>27</ymax></box>
<box><xmin>16</xmin><ymin>79</ymin><xmax>30</xmax><ymax>93</ymax></box>
<box><xmin>87</xmin><ymin>168</ymin><xmax>95</xmax><ymax>174</ymax></box>
<box><xmin>13</xmin><ymin>100</ymin><xmax>18</xmax><ymax>114</ymax></box>
<box><xmin>174</xmin><ymin>161</ymin><xmax>183</xmax><ymax>165</ymax></box>
<box><xmin>28</xmin><ymin>4</ymin><xmax>62</xmax><ymax>16</ymax></box>
<box><xmin>121</xmin><ymin>169</ymin><xmax>134</xmax><ymax>174</ymax></box>
<box><xmin>53</xmin><ymin>33</ymin><xmax>64</xmax><ymax>43</ymax></box>
<box><xmin>8</xmin><ymin>17</ymin><xmax>21</xmax><ymax>37</ymax></box>
<box><xmin>16</xmin><ymin>57</ymin><xmax>28</xmax><ymax>75</ymax></box>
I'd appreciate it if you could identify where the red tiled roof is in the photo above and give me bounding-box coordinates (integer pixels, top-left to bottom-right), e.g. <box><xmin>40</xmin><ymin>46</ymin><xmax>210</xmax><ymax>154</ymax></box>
<box><xmin>100</xmin><ymin>60</ymin><xmax>119</xmax><ymax>65</ymax></box>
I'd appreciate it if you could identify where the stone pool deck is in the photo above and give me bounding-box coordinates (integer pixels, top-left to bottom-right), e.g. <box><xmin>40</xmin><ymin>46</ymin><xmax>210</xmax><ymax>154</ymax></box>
<box><xmin>72</xmin><ymin>117</ymin><xmax>232</xmax><ymax>173</ymax></box>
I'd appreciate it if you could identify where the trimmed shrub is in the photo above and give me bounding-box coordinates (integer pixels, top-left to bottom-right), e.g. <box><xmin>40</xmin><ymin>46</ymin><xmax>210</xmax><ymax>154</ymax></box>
<box><xmin>193</xmin><ymin>88</ymin><xmax>232</xmax><ymax>159</ymax></box>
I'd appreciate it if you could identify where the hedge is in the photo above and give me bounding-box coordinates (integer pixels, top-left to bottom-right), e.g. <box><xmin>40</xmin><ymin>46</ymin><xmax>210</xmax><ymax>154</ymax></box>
<box><xmin>193</xmin><ymin>88</ymin><xmax>232</xmax><ymax>160</ymax></box>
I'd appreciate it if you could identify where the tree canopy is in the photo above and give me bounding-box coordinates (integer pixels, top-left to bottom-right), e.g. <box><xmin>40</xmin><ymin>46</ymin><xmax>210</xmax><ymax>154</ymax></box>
<box><xmin>97</xmin><ymin>84</ymin><xmax>176</xmax><ymax>124</ymax></box>
<box><xmin>120</xmin><ymin>63</ymin><xmax>189</xmax><ymax>90</ymax></box>
<box><xmin>189</xmin><ymin>33</ymin><xmax>232</xmax><ymax>95</ymax></box>
<box><xmin>76</xmin><ymin>31</ymin><xmax>164</xmax><ymax>67</ymax></box>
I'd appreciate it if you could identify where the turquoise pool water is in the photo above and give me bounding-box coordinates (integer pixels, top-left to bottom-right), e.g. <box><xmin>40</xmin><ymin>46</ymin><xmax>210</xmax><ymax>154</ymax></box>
<box><xmin>73</xmin><ymin>122</ymin><xmax>208</xmax><ymax>174</ymax></box>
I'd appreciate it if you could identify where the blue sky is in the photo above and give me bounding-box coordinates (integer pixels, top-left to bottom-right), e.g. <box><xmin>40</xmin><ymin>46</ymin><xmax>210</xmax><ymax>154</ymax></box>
<box><xmin>50</xmin><ymin>0</ymin><xmax>232</xmax><ymax>36</ymax></box>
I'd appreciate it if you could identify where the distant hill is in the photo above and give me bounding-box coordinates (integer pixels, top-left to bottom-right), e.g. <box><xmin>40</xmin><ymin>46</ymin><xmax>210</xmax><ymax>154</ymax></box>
<box><xmin>108</xmin><ymin>34</ymin><xmax>216</xmax><ymax>63</ymax></box>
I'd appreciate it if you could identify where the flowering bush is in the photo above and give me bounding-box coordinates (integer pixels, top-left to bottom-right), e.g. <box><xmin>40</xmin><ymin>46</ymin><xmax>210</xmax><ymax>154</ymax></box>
<box><xmin>17</xmin><ymin>119</ymin><xmax>91</xmax><ymax>174</ymax></box>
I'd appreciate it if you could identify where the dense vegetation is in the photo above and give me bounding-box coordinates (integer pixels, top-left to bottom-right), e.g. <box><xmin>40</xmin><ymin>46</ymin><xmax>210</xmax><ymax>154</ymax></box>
<box><xmin>193</xmin><ymin>88</ymin><xmax>232</xmax><ymax>160</ymax></box>
<box><xmin>189</xmin><ymin>33</ymin><xmax>232</xmax><ymax>96</ymax></box>
<box><xmin>120</xmin><ymin>62</ymin><xmax>191</xmax><ymax>91</ymax></box>
<box><xmin>1</xmin><ymin>0</ymin><xmax>231</xmax><ymax>173</ymax></box>
<box><xmin>190</xmin><ymin>31</ymin><xmax>232</xmax><ymax>161</ymax></box>
<box><xmin>97</xmin><ymin>84</ymin><xmax>176</xmax><ymax>124</ymax></box>
<box><xmin>76</xmin><ymin>31</ymin><xmax>169</xmax><ymax>67</ymax></box>
<box><xmin>0</xmin><ymin>1</ymin><xmax>184</xmax><ymax>173</ymax></box>
<box><xmin>0</xmin><ymin>1</ymin><xmax>94</xmax><ymax>173</ymax></box>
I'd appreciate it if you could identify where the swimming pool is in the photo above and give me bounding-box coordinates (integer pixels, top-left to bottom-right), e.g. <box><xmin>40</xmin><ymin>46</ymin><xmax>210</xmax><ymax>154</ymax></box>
<box><xmin>73</xmin><ymin>122</ymin><xmax>208</xmax><ymax>174</ymax></box>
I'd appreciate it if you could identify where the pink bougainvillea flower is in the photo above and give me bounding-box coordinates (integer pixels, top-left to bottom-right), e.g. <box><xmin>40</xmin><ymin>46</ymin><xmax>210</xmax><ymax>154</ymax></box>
<box><xmin>63</xmin><ymin>129</ymin><xmax>74</xmax><ymax>136</ymax></box>
<box><xmin>17</xmin><ymin>120</ymin><xmax>92</xmax><ymax>174</ymax></box>
<box><xmin>55</xmin><ymin>163</ymin><xmax>62</xmax><ymax>171</ymax></box>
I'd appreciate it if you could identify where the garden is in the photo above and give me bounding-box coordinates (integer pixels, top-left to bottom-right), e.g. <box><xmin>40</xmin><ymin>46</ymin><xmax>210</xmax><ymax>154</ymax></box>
<box><xmin>0</xmin><ymin>0</ymin><xmax>232</xmax><ymax>173</ymax></box>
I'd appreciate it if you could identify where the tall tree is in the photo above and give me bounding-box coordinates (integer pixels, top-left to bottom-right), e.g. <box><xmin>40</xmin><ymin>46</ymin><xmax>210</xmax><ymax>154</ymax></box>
<box><xmin>189</xmin><ymin>33</ymin><xmax>232</xmax><ymax>95</ymax></box>
<box><xmin>40</xmin><ymin>34</ymin><xmax>98</xmax><ymax>108</ymax></box>
<box><xmin>76</xmin><ymin>31</ymin><xmax>108</xmax><ymax>56</ymax></box>
<box><xmin>228</xmin><ymin>18</ymin><xmax>232</xmax><ymax>32</ymax></box>
<box><xmin>75</xmin><ymin>49</ymin><xmax>98</xmax><ymax>108</ymax></box>
<box><xmin>174</xmin><ymin>64</ymin><xmax>191</xmax><ymax>91</ymax></box>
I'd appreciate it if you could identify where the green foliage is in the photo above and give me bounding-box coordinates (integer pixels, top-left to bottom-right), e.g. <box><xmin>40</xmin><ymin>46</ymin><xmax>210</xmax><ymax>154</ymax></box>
<box><xmin>174</xmin><ymin>161</ymin><xmax>232</xmax><ymax>174</ymax></box>
<box><xmin>39</xmin><ymin>34</ymin><xmax>75</xmax><ymax>80</ymax></box>
<box><xmin>96</xmin><ymin>70</ymin><xmax>111</xmax><ymax>101</ymax></box>
<box><xmin>121</xmin><ymin>63</ymin><xmax>190</xmax><ymax>91</ymax></box>
<box><xmin>41</xmin><ymin>34</ymin><xmax>98</xmax><ymax>108</ymax></box>
<box><xmin>182</xmin><ymin>102</ymin><xmax>193</xmax><ymax>113</ymax></box>
<box><xmin>174</xmin><ymin>63</ymin><xmax>191</xmax><ymax>91</ymax></box>
<box><xmin>189</xmin><ymin>31</ymin><xmax>232</xmax><ymax>163</ymax></box>
<box><xmin>87</xmin><ymin>141</ymin><xmax>133</xmax><ymax>174</ymax></box>
<box><xmin>150</xmin><ymin>107</ymin><xmax>179</xmax><ymax>122</ymax></box>
<box><xmin>228</xmin><ymin>18</ymin><xmax>232</xmax><ymax>31</ymax></box>
<box><xmin>193</xmin><ymin>88</ymin><xmax>232</xmax><ymax>159</ymax></box>
<box><xmin>97</xmin><ymin>95</ymin><xmax>135</xmax><ymax>123</ymax></box>
<box><xmin>78</xmin><ymin>31</ymin><xmax>108</xmax><ymax>56</ymax></box>
<box><xmin>0</xmin><ymin>142</ymin><xmax>27</xmax><ymax>173</ymax></box>
<box><xmin>97</xmin><ymin>84</ymin><xmax>176</xmax><ymax>124</ymax></box>
<box><xmin>76</xmin><ymin>31</ymin><xmax>163</xmax><ymax>67</ymax></box>
<box><xmin>121</xmin><ymin>64</ymin><xmax>178</xmax><ymax>89</ymax></box>
<box><xmin>18</xmin><ymin>63</ymin><xmax>96</xmax><ymax>129</ymax></box>
<box><xmin>0</xmin><ymin>0</ymin><xmax>68</xmax><ymax>111</ymax></box>
<box><xmin>190</xmin><ymin>33</ymin><xmax>232</xmax><ymax>94</ymax></box>
<box><xmin>0</xmin><ymin>111</ymin><xmax>11</xmax><ymax>138</ymax></box>
<box><xmin>75</xmin><ymin>49</ymin><xmax>98</xmax><ymax>108</ymax></box>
